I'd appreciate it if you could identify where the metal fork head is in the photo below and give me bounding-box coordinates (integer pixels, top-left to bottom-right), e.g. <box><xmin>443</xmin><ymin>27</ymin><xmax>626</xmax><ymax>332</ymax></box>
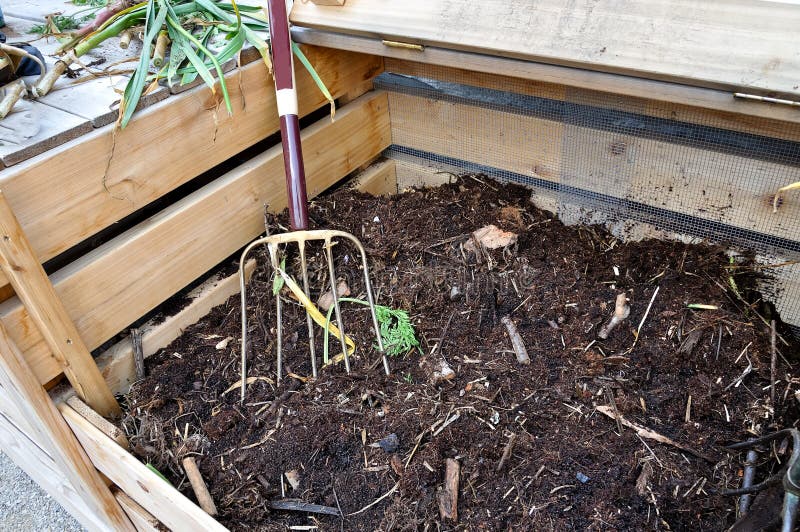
<box><xmin>238</xmin><ymin>229</ymin><xmax>390</xmax><ymax>402</ymax></box>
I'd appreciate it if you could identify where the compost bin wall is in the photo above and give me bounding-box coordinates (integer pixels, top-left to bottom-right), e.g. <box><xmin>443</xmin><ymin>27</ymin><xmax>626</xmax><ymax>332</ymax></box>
<box><xmin>0</xmin><ymin>28</ymin><xmax>798</xmax><ymax>531</ymax></box>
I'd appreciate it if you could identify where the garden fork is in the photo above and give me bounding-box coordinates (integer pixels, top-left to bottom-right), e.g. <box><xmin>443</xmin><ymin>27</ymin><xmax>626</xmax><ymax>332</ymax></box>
<box><xmin>238</xmin><ymin>0</ymin><xmax>389</xmax><ymax>403</ymax></box>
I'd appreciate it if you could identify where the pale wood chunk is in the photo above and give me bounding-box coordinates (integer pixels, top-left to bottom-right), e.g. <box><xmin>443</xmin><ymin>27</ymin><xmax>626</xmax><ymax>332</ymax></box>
<box><xmin>66</xmin><ymin>396</ymin><xmax>129</xmax><ymax>448</ymax></box>
<box><xmin>115</xmin><ymin>491</ymin><xmax>162</xmax><ymax>532</ymax></box>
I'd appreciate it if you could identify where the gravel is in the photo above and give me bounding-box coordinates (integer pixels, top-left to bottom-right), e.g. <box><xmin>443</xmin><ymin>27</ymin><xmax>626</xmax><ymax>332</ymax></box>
<box><xmin>0</xmin><ymin>452</ymin><xmax>85</xmax><ymax>531</ymax></box>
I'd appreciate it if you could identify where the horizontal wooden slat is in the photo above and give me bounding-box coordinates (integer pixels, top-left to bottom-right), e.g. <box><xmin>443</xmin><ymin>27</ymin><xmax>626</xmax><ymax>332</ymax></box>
<box><xmin>348</xmin><ymin>158</ymin><xmax>398</xmax><ymax>196</ymax></box>
<box><xmin>291</xmin><ymin>28</ymin><xmax>800</xmax><ymax>129</ymax></box>
<box><xmin>388</xmin><ymin>92</ymin><xmax>800</xmax><ymax>243</ymax></box>
<box><xmin>0</xmin><ymin>46</ymin><xmax>382</xmax><ymax>289</ymax></box>
<box><xmin>291</xmin><ymin>0</ymin><xmax>800</xmax><ymax>97</ymax></box>
<box><xmin>0</xmin><ymin>191</ymin><xmax>120</xmax><ymax>418</ymax></box>
<box><xmin>383</xmin><ymin>59</ymin><xmax>800</xmax><ymax>143</ymax></box>
<box><xmin>61</xmin><ymin>403</ymin><xmax>227</xmax><ymax>532</ymax></box>
<box><xmin>1</xmin><ymin>91</ymin><xmax>391</xmax><ymax>386</ymax></box>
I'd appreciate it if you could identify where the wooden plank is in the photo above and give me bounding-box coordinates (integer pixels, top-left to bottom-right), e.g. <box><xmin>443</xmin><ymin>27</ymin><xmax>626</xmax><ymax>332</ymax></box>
<box><xmin>291</xmin><ymin>0</ymin><xmax>800</xmax><ymax>97</ymax></box>
<box><xmin>0</xmin><ymin>322</ymin><xmax>133</xmax><ymax>530</ymax></box>
<box><xmin>60</xmin><ymin>404</ymin><xmax>227</xmax><ymax>532</ymax></box>
<box><xmin>383</xmin><ymin>58</ymin><xmax>800</xmax><ymax>143</ymax></box>
<box><xmin>66</xmin><ymin>396</ymin><xmax>129</xmax><ymax>448</ymax></box>
<box><xmin>387</xmin><ymin>92</ymin><xmax>800</xmax><ymax>242</ymax></box>
<box><xmin>394</xmin><ymin>159</ymin><xmax>456</xmax><ymax>191</ymax></box>
<box><xmin>292</xmin><ymin>27</ymin><xmax>800</xmax><ymax>129</ymax></box>
<box><xmin>348</xmin><ymin>158</ymin><xmax>397</xmax><ymax>195</ymax></box>
<box><xmin>389</xmin><ymin>91</ymin><xmax>564</xmax><ymax>182</ymax></box>
<box><xmin>115</xmin><ymin>491</ymin><xmax>162</xmax><ymax>532</ymax></box>
<box><xmin>0</xmin><ymin>411</ymin><xmax>113</xmax><ymax>530</ymax></box>
<box><xmin>0</xmin><ymin>99</ymin><xmax>93</xmax><ymax>167</ymax></box>
<box><xmin>97</xmin><ymin>260</ymin><xmax>256</xmax><ymax>396</ymax></box>
<box><xmin>2</xmin><ymin>91</ymin><xmax>391</xmax><ymax>386</ymax></box>
<box><xmin>0</xmin><ymin>46</ymin><xmax>382</xmax><ymax>288</ymax></box>
<box><xmin>37</xmin><ymin>75</ymin><xmax>170</xmax><ymax>129</ymax></box>
<box><xmin>0</xmin><ymin>192</ymin><xmax>121</xmax><ymax>417</ymax></box>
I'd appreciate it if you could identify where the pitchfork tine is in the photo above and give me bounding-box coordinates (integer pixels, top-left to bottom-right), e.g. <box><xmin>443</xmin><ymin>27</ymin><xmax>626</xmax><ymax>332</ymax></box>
<box><xmin>268</xmin><ymin>243</ymin><xmax>284</xmax><ymax>381</ymax></box>
<box><xmin>325</xmin><ymin>238</ymin><xmax>351</xmax><ymax>373</ymax></box>
<box><xmin>298</xmin><ymin>241</ymin><xmax>317</xmax><ymax>378</ymax></box>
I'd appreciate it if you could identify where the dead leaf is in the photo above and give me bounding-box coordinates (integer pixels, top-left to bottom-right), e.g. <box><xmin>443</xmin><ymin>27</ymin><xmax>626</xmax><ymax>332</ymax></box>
<box><xmin>221</xmin><ymin>376</ymin><xmax>274</xmax><ymax>396</ymax></box>
<box><xmin>499</xmin><ymin>206</ymin><xmax>524</xmax><ymax>227</ymax></box>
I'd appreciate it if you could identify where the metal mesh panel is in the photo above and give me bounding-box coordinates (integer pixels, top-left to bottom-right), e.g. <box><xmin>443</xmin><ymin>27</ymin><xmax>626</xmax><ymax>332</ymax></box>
<box><xmin>375</xmin><ymin>65</ymin><xmax>800</xmax><ymax>336</ymax></box>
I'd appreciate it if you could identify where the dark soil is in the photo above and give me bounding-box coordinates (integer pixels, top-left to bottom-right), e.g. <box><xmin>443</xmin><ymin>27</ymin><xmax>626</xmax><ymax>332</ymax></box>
<box><xmin>122</xmin><ymin>176</ymin><xmax>798</xmax><ymax>531</ymax></box>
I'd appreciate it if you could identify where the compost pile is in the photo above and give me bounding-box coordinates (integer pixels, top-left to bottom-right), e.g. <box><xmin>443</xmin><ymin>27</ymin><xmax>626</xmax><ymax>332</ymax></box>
<box><xmin>122</xmin><ymin>177</ymin><xmax>797</xmax><ymax>531</ymax></box>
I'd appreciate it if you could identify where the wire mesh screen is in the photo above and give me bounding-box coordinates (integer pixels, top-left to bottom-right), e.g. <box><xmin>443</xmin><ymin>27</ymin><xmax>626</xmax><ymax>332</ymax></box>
<box><xmin>375</xmin><ymin>64</ymin><xmax>800</xmax><ymax>336</ymax></box>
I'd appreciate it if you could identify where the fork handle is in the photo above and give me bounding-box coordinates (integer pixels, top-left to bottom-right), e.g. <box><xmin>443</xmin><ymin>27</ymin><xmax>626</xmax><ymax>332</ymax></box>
<box><xmin>267</xmin><ymin>0</ymin><xmax>309</xmax><ymax>230</ymax></box>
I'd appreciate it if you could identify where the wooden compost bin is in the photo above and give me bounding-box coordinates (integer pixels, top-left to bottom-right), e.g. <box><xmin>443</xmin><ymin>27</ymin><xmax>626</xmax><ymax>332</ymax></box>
<box><xmin>0</xmin><ymin>1</ymin><xmax>799</xmax><ymax>530</ymax></box>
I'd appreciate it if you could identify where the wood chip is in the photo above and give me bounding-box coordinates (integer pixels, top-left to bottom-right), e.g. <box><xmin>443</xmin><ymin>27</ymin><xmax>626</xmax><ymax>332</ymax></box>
<box><xmin>437</xmin><ymin>458</ymin><xmax>460</xmax><ymax>522</ymax></box>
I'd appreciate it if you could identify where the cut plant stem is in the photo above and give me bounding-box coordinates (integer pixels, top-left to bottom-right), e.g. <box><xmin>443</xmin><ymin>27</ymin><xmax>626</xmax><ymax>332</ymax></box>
<box><xmin>153</xmin><ymin>30</ymin><xmax>170</xmax><ymax>67</ymax></box>
<box><xmin>0</xmin><ymin>80</ymin><xmax>26</xmax><ymax>119</ymax></box>
<box><xmin>687</xmin><ymin>304</ymin><xmax>718</xmax><ymax>310</ymax></box>
<box><xmin>770</xmin><ymin>319</ymin><xmax>777</xmax><ymax>411</ymax></box>
<box><xmin>119</xmin><ymin>28</ymin><xmax>133</xmax><ymax>49</ymax></box>
<box><xmin>632</xmin><ymin>286</ymin><xmax>660</xmax><ymax>348</ymax></box>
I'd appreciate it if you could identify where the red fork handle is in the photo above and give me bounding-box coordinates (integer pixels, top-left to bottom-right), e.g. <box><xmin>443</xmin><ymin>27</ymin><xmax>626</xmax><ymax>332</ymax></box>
<box><xmin>267</xmin><ymin>0</ymin><xmax>309</xmax><ymax>231</ymax></box>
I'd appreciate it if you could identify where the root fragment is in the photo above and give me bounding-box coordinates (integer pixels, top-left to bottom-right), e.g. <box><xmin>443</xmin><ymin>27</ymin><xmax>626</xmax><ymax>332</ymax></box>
<box><xmin>598</xmin><ymin>293</ymin><xmax>630</xmax><ymax>340</ymax></box>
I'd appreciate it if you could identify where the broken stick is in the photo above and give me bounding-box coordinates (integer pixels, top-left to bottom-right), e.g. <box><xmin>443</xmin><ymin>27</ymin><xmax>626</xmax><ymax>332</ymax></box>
<box><xmin>501</xmin><ymin>316</ymin><xmax>530</xmax><ymax>365</ymax></box>
<box><xmin>182</xmin><ymin>456</ymin><xmax>218</xmax><ymax>516</ymax></box>
<box><xmin>496</xmin><ymin>433</ymin><xmax>517</xmax><ymax>472</ymax></box>
<box><xmin>438</xmin><ymin>458</ymin><xmax>460</xmax><ymax>522</ymax></box>
<box><xmin>595</xmin><ymin>405</ymin><xmax>715</xmax><ymax>462</ymax></box>
<box><xmin>131</xmin><ymin>328</ymin><xmax>145</xmax><ymax>381</ymax></box>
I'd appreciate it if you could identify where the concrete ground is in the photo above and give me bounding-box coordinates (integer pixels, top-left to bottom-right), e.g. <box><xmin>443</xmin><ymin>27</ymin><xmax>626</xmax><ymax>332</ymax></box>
<box><xmin>0</xmin><ymin>452</ymin><xmax>84</xmax><ymax>531</ymax></box>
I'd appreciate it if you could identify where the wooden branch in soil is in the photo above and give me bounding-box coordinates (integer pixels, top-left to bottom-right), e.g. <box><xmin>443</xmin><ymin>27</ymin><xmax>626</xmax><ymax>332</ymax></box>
<box><xmin>437</xmin><ymin>458</ymin><xmax>460</xmax><ymax>522</ymax></box>
<box><xmin>182</xmin><ymin>456</ymin><xmax>218</xmax><ymax>516</ymax></box>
